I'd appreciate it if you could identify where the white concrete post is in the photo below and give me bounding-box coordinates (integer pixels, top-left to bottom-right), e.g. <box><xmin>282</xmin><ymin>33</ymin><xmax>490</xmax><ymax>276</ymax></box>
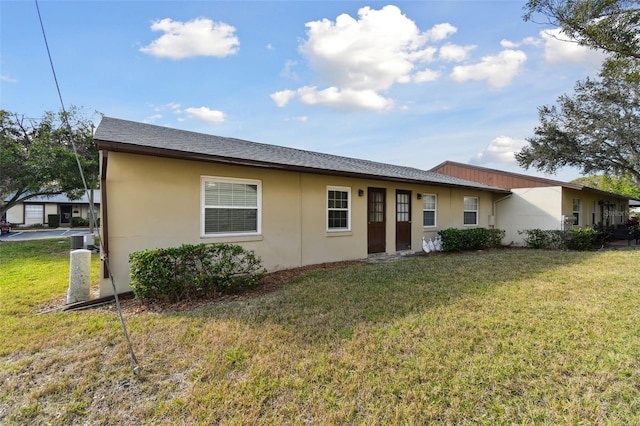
<box><xmin>67</xmin><ymin>249</ymin><xmax>91</xmax><ymax>303</ymax></box>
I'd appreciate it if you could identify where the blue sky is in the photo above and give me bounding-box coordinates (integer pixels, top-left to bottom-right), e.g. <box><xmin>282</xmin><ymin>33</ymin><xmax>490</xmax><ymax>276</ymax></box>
<box><xmin>1</xmin><ymin>1</ymin><xmax>606</xmax><ymax>181</ymax></box>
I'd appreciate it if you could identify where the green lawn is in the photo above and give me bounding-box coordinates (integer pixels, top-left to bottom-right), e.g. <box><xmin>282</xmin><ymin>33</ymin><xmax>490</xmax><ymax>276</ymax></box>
<box><xmin>1</xmin><ymin>239</ymin><xmax>639</xmax><ymax>424</ymax></box>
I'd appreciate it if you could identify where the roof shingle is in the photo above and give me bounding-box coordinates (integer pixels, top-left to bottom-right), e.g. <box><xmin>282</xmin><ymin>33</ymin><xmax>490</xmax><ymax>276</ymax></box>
<box><xmin>94</xmin><ymin>117</ymin><xmax>510</xmax><ymax>193</ymax></box>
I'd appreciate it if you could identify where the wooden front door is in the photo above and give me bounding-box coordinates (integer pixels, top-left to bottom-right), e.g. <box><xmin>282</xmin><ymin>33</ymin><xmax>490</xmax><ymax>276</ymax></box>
<box><xmin>396</xmin><ymin>190</ymin><xmax>411</xmax><ymax>251</ymax></box>
<box><xmin>367</xmin><ymin>188</ymin><xmax>386</xmax><ymax>254</ymax></box>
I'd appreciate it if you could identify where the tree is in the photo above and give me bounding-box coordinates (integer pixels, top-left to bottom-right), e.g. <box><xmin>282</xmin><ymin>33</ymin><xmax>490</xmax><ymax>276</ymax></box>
<box><xmin>0</xmin><ymin>107</ymin><xmax>99</xmax><ymax>220</ymax></box>
<box><xmin>523</xmin><ymin>0</ymin><xmax>640</xmax><ymax>60</ymax></box>
<box><xmin>571</xmin><ymin>174</ymin><xmax>640</xmax><ymax>198</ymax></box>
<box><xmin>516</xmin><ymin>62</ymin><xmax>640</xmax><ymax>186</ymax></box>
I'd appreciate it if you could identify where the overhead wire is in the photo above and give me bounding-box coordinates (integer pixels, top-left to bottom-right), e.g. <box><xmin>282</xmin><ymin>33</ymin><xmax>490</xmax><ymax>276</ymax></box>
<box><xmin>34</xmin><ymin>0</ymin><xmax>140</xmax><ymax>375</ymax></box>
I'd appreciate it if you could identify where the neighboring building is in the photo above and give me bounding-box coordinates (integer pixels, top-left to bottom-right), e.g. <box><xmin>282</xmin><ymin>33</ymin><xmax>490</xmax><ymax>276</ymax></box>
<box><xmin>94</xmin><ymin>117</ymin><xmax>511</xmax><ymax>296</ymax></box>
<box><xmin>5</xmin><ymin>190</ymin><xmax>101</xmax><ymax>227</ymax></box>
<box><xmin>430</xmin><ymin>161</ymin><xmax>631</xmax><ymax>245</ymax></box>
<box><xmin>630</xmin><ymin>199</ymin><xmax>640</xmax><ymax>215</ymax></box>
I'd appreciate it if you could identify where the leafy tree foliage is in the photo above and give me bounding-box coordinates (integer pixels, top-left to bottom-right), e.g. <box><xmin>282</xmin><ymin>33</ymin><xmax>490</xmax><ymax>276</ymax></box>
<box><xmin>516</xmin><ymin>62</ymin><xmax>640</xmax><ymax>186</ymax></box>
<box><xmin>572</xmin><ymin>174</ymin><xmax>640</xmax><ymax>198</ymax></box>
<box><xmin>523</xmin><ymin>0</ymin><xmax>640</xmax><ymax>60</ymax></box>
<box><xmin>0</xmin><ymin>107</ymin><xmax>99</xmax><ymax>219</ymax></box>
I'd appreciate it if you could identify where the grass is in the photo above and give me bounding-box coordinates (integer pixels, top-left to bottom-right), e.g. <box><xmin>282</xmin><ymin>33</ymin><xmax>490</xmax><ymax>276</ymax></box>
<box><xmin>1</xmin><ymin>239</ymin><xmax>640</xmax><ymax>424</ymax></box>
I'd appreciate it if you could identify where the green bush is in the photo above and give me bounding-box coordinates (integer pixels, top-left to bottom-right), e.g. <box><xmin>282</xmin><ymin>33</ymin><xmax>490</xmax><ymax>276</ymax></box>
<box><xmin>438</xmin><ymin>228</ymin><xmax>505</xmax><ymax>252</ymax></box>
<box><xmin>518</xmin><ymin>229</ymin><xmax>565</xmax><ymax>249</ymax></box>
<box><xmin>519</xmin><ymin>228</ymin><xmax>605</xmax><ymax>251</ymax></box>
<box><xmin>47</xmin><ymin>214</ymin><xmax>60</xmax><ymax>228</ymax></box>
<box><xmin>566</xmin><ymin>227</ymin><xmax>603</xmax><ymax>250</ymax></box>
<box><xmin>129</xmin><ymin>243</ymin><xmax>266</xmax><ymax>302</ymax></box>
<box><xmin>70</xmin><ymin>217</ymin><xmax>90</xmax><ymax>227</ymax></box>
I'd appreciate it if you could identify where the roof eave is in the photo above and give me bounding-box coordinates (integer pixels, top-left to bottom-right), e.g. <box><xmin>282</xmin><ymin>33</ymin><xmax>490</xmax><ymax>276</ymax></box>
<box><xmin>96</xmin><ymin>139</ymin><xmax>511</xmax><ymax>194</ymax></box>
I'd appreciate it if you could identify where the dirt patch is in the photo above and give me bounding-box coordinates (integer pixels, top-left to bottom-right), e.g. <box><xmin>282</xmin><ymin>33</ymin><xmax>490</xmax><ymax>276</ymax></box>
<box><xmin>90</xmin><ymin>260</ymin><xmax>365</xmax><ymax>316</ymax></box>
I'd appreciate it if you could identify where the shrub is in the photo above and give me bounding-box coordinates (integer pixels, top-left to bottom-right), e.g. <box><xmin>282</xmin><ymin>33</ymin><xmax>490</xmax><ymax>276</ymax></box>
<box><xmin>70</xmin><ymin>217</ymin><xmax>90</xmax><ymax>227</ymax></box>
<box><xmin>518</xmin><ymin>229</ymin><xmax>565</xmax><ymax>249</ymax></box>
<box><xmin>566</xmin><ymin>227</ymin><xmax>602</xmax><ymax>250</ymax></box>
<box><xmin>519</xmin><ymin>227</ymin><xmax>605</xmax><ymax>250</ymax></box>
<box><xmin>47</xmin><ymin>214</ymin><xmax>60</xmax><ymax>228</ymax></box>
<box><xmin>129</xmin><ymin>243</ymin><xmax>266</xmax><ymax>302</ymax></box>
<box><xmin>438</xmin><ymin>227</ymin><xmax>505</xmax><ymax>252</ymax></box>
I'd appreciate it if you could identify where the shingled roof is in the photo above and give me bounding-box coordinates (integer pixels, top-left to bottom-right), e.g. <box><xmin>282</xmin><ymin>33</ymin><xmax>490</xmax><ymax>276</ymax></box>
<box><xmin>94</xmin><ymin>117</ymin><xmax>510</xmax><ymax>194</ymax></box>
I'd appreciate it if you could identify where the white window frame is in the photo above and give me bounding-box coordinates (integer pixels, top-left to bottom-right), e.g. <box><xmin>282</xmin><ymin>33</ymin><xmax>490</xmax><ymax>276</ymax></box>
<box><xmin>201</xmin><ymin>176</ymin><xmax>262</xmax><ymax>237</ymax></box>
<box><xmin>422</xmin><ymin>194</ymin><xmax>437</xmax><ymax>228</ymax></box>
<box><xmin>463</xmin><ymin>196</ymin><xmax>479</xmax><ymax>226</ymax></box>
<box><xmin>326</xmin><ymin>186</ymin><xmax>351</xmax><ymax>232</ymax></box>
<box><xmin>572</xmin><ymin>198</ymin><xmax>581</xmax><ymax>226</ymax></box>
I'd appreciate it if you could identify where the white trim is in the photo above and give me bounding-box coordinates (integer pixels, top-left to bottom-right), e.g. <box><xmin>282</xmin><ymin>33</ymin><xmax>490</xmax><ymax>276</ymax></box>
<box><xmin>463</xmin><ymin>196</ymin><xmax>479</xmax><ymax>226</ymax></box>
<box><xmin>200</xmin><ymin>176</ymin><xmax>262</xmax><ymax>237</ymax></box>
<box><xmin>422</xmin><ymin>193</ymin><xmax>437</xmax><ymax>228</ymax></box>
<box><xmin>326</xmin><ymin>186</ymin><xmax>351</xmax><ymax>232</ymax></box>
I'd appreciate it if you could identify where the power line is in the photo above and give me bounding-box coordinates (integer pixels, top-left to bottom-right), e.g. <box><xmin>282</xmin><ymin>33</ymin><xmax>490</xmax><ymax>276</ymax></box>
<box><xmin>34</xmin><ymin>0</ymin><xmax>140</xmax><ymax>376</ymax></box>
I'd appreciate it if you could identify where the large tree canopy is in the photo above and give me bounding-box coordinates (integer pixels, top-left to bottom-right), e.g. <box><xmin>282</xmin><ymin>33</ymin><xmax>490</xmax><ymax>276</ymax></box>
<box><xmin>0</xmin><ymin>107</ymin><xmax>99</xmax><ymax>219</ymax></box>
<box><xmin>572</xmin><ymin>174</ymin><xmax>640</xmax><ymax>198</ymax></box>
<box><xmin>523</xmin><ymin>0</ymin><xmax>640</xmax><ymax>60</ymax></box>
<box><xmin>516</xmin><ymin>62</ymin><xmax>640</xmax><ymax>186</ymax></box>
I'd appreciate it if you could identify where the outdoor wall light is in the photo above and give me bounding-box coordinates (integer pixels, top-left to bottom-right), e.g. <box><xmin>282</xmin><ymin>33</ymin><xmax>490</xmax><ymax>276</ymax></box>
<box><xmin>416</xmin><ymin>193</ymin><xmax>422</xmax><ymax>200</ymax></box>
<box><xmin>358</xmin><ymin>189</ymin><xmax>364</xmax><ymax>197</ymax></box>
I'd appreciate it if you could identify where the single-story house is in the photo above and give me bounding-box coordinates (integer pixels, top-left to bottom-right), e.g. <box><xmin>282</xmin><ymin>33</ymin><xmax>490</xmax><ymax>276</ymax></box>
<box><xmin>94</xmin><ymin>117</ymin><xmax>511</xmax><ymax>296</ymax></box>
<box><xmin>5</xmin><ymin>190</ymin><xmax>101</xmax><ymax>227</ymax></box>
<box><xmin>430</xmin><ymin>161</ymin><xmax>632</xmax><ymax>245</ymax></box>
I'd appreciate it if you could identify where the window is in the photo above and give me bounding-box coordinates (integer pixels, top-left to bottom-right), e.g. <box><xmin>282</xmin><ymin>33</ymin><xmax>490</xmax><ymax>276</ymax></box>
<box><xmin>572</xmin><ymin>198</ymin><xmax>581</xmax><ymax>226</ymax></box>
<box><xmin>463</xmin><ymin>196</ymin><xmax>478</xmax><ymax>225</ymax></box>
<box><xmin>25</xmin><ymin>204</ymin><xmax>44</xmax><ymax>220</ymax></box>
<box><xmin>422</xmin><ymin>194</ymin><xmax>437</xmax><ymax>227</ymax></box>
<box><xmin>202</xmin><ymin>177</ymin><xmax>261</xmax><ymax>236</ymax></box>
<box><xmin>327</xmin><ymin>186</ymin><xmax>351</xmax><ymax>231</ymax></box>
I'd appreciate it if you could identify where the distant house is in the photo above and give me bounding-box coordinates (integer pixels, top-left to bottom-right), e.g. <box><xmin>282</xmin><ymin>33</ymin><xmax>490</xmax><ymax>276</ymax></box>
<box><xmin>5</xmin><ymin>190</ymin><xmax>101</xmax><ymax>227</ymax></box>
<box><xmin>430</xmin><ymin>161</ymin><xmax>631</xmax><ymax>245</ymax></box>
<box><xmin>94</xmin><ymin>117</ymin><xmax>510</xmax><ymax>296</ymax></box>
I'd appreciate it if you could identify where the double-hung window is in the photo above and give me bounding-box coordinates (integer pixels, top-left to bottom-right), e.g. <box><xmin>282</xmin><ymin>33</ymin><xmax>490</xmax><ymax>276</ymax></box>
<box><xmin>572</xmin><ymin>198</ymin><xmax>581</xmax><ymax>226</ymax></box>
<box><xmin>463</xmin><ymin>196</ymin><xmax>478</xmax><ymax>226</ymax></box>
<box><xmin>327</xmin><ymin>186</ymin><xmax>351</xmax><ymax>231</ymax></box>
<box><xmin>202</xmin><ymin>177</ymin><xmax>261</xmax><ymax>236</ymax></box>
<box><xmin>422</xmin><ymin>194</ymin><xmax>437</xmax><ymax>227</ymax></box>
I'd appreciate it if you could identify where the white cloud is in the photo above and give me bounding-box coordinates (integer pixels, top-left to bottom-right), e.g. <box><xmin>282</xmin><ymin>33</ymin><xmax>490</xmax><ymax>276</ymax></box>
<box><xmin>425</xmin><ymin>23</ymin><xmax>457</xmax><ymax>42</ymax></box>
<box><xmin>1</xmin><ymin>74</ymin><xmax>17</xmax><ymax>83</ymax></box>
<box><xmin>140</xmin><ymin>17</ymin><xmax>239</xmax><ymax>59</ymax></box>
<box><xmin>450</xmin><ymin>49</ymin><xmax>527</xmax><ymax>88</ymax></box>
<box><xmin>297</xmin><ymin>86</ymin><xmax>394</xmax><ymax>111</ymax></box>
<box><xmin>143</xmin><ymin>114</ymin><xmax>162</xmax><ymax>123</ymax></box>
<box><xmin>413</xmin><ymin>68</ymin><xmax>441</xmax><ymax>82</ymax></box>
<box><xmin>270</xmin><ymin>89</ymin><xmax>297</xmax><ymax>107</ymax></box>
<box><xmin>471</xmin><ymin>136</ymin><xmax>528</xmax><ymax>165</ymax></box>
<box><xmin>184</xmin><ymin>106</ymin><xmax>226</xmax><ymax>123</ymax></box>
<box><xmin>439</xmin><ymin>43</ymin><xmax>475</xmax><ymax>62</ymax></box>
<box><xmin>273</xmin><ymin>5</ymin><xmax>456</xmax><ymax>111</ymax></box>
<box><xmin>540</xmin><ymin>28</ymin><xmax>606</xmax><ymax>68</ymax></box>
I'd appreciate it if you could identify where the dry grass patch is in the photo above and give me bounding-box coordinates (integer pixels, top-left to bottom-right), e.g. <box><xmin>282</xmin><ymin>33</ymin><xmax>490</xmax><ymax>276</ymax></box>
<box><xmin>1</xmin><ymin>240</ymin><xmax>640</xmax><ymax>424</ymax></box>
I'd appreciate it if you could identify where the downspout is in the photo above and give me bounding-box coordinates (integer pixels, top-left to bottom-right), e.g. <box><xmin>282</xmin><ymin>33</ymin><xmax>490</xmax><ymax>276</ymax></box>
<box><xmin>100</xmin><ymin>151</ymin><xmax>110</xmax><ymax>278</ymax></box>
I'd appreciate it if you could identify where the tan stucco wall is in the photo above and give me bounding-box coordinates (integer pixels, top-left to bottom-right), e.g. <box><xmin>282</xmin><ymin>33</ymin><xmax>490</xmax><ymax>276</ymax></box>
<box><xmin>99</xmin><ymin>151</ymin><xmax>502</xmax><ymax>296</ymax></box>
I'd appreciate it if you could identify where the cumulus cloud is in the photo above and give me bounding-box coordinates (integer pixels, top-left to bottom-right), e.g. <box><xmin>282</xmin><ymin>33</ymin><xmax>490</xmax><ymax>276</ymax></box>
<box><xmin>540</xmin><ymin>28</ymin><xmax>606</xmax><ymax>68</ymax></box>
<box><xmin>184</xmin><ymin>106</ymin><xmax>226</xmax><ymax>123</ymax></box>
<box><xmin>413</xmin><ymin>68</ymin><xmax>441</xmax><ymax>83</ymax></box>
<box><xmin>140</xmin><ymin>17</ymin><xmax>239</xmax><ymax>59</ymax></box>
<box><xmin>272</xmin><ymin>5</ymin><xmax>456</xmax><ymax>110</ymax></box>
<box><xmin>439</xmin><ymin>43</ymin><xmax>476</xmax><ymax>62</ymax></box>
<box><xmin>425</xmin><ymin>23</ymin><xmax>457</xmax><ymax>42</ymax></box>
<box><xmin>270</xmin><ymin>89</ymin><xmax>297</xmax><ymax>107</ymax></box>
<box><xmin>450</xmin><ymin>49</ymin><xmax>527</xmax><ymax>88</ymax></box>
<box><xmin>471</xmin><ymin>136</ymin><xmax>528</xmax><ymax>165</ymax></box>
